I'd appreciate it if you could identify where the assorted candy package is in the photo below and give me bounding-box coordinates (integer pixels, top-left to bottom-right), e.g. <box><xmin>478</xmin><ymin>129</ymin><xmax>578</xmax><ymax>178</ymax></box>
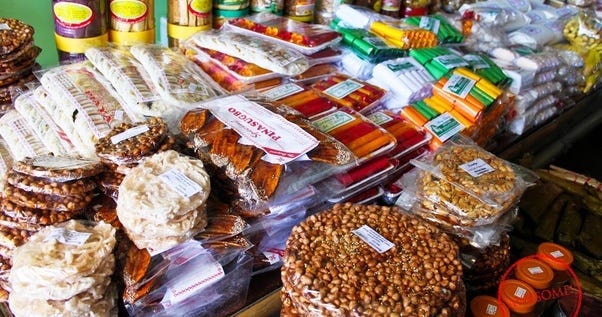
<box><xmin>310</xmin><ymin>73</ymin><xmax>387</xmax><ymax>113</ymax></box>
<box><xmin>262</xmin><ymin>83</ymin><xmax>337</xmax><ymax>119</ymax></box>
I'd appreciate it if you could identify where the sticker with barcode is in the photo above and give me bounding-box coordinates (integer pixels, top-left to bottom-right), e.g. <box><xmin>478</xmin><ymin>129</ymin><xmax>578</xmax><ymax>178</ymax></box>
<box><xmin>159</xmin><ymin>169</ymin><xmax>202</xmax><ymax>198</ymax></box>
<box><xmin>486</xmin><ymin>304</ymin><xmax>498</xmax><ymax>315</ymax></box>
<box><xmin>110</xmin><ymin>124</ymin><xmax>149</xmax><ymax>144</ymax></box>
<box><xmin>323</xmin><ymin>79</ymin><xmax>363</xmax><ymax>99</ymax></box>
<box><xmin>528</xmin><ymin>266</ymin><xmax>544</xmax><ymax>274</ymax></box>
<box><xmin>44</xmin><ymin>228</ymin><xmax>92</xmax><ymax>246</ymax></box>
<box><xmin>352</xmin><ymin>225</ymin><xmax>394</xmax><ymax>254</ymax></box>
<box><xmin>551</xmin><ymin>250</ymin><xmax>565</xmax><ymax>258</ymax></box>
<box><xmin>262</xmin><ymin>83</ymin><xmax>304</xmax><ymax>100</ymax></box>
<box><xmin>443</xmin><ymin>74</ymin><xmax>476</xmax><ymax>99</ymax></box>
<box><xmin>514</xmin><ymin>286</ymin><xmax>527</xmax><ymax>298</ymax></box>
<box><xmin>459</xmin><ymin>158</ymin><xmax>495</xmax><ymax>177</ymax></box>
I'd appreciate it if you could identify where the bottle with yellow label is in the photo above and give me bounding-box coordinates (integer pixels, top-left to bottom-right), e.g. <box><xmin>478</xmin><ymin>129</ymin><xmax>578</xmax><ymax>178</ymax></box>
<box><xmin>52</xmin><ymin>0</ymin><xmax>108</xmax><ymax>63</ymax></box>
<box><xmin>109</xmin><ymin>0</ymin><xmax>155</xmax><ymax>45</ymax></box>
<box><xmin>168</xmin><ymin>0</ymin><xmax>212</xmax><ymax>47</ymax></box>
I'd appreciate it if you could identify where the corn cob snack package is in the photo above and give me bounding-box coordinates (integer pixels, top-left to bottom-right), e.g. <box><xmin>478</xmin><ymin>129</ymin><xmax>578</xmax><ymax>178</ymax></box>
<box><xmin>180</xmin><ymin>94</ymin><xmax>356</xmax><ymax>216</ymax></box>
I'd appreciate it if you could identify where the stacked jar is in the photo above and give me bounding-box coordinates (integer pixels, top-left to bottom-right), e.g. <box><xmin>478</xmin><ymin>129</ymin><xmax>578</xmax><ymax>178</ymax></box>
<box><xmin>403</xmin><ymin>0</ymin><xmax>430</xmax><ymax>16</ymax></box>
<box><xmin>314</xmin><ymin>0</ymin><xmax>353</xmax><ymax>25</ymax></box>
<box><xmin>213</xmin><ymin>0</ymin><xmax>250</xmax><ymax>29</ymax></box>
<box><xmin>167</xmin><ymin>0</ymin><xmax>212</xmax><ymax>47</ymax></box>
<box><xmin>285</xmin><ymin>0</ymin><xmax>316</xmax><ymax>22</ymax></box>
<box><xmin>498</xmin><ymin>242</ymin><xmax>581</xmax><ymax>317</ymax></box>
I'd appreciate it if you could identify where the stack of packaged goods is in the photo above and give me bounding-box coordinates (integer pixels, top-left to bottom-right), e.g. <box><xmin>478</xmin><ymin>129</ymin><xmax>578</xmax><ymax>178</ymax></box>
<box><xmin>0</xmin><ymin>18</ymin><xmax>40</xmax><ymax>114</ymax></box>
<box><xmin>281</xmin><ymin>203</ymin><xmax>466</xmax><ymax>316</ymax></box>
<box><xmin>396</xmin><ymin>136</ymin><xmax>536</xmax><ymax>292</ymax></box>
<box><xmin>7</xmin><ymin>220</ymin><xmax>117</xmax><ymax>316</ymax></box>
<box><xmin>213</xmin><ymin>0</ymin><xmax>251</xmax><ymax>29</ymax></box>
<box><xmin>0</xmin><ymin>156</ymin><xmax>105</xmax><ymax>301</ymax></box>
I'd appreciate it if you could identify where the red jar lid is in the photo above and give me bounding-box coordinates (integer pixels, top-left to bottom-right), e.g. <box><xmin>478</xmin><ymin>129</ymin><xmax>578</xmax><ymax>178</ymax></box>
<box><xmin>498</xmin><ymin>279</ymin><xmax>538</xmax><ymax>314</ymax></box>
<box><xmin>470</xmin><ymin>295</ymin><xmax>511</xmax><ymax>317</ymax></box>
<box><xmin>515</xmin><ymin>258</ymin><xmax>555</xmax><ymax>290</ymax></box>
<box><xmin>537</xmin><ymin>242</ymin><xmax>573</xmax><ymax>270</ymax></box>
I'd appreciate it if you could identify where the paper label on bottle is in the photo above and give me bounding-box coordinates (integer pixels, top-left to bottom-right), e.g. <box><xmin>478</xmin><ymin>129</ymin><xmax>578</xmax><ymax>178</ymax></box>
<box><xmin>425</xmin><ymin>112</ymin><xmax>464</xmax><ymax>142</ymax></box>
<box><xmin>323</xmin><ymin>79</ymin><xmax>363</xmax><ymax>99</ymax></box>
<box><xmin>159</xmin><ymin>169</ymin><xmax>203</xmax><ymax>198</ymax></box>
<box><xmin>459</xmin><ymin>158</ymin><xmax>495</xmax><ymax>177</ymax></box>
<box><xmin>161</xmin><ymin>253</ymin><xmax>225</xmax><ymax>307</ymax></box>
<box><xmin>202</xmin><ymin>95</ymin><xmax>319</xmax><ymax>164</ymax></box>
<box><xmin>443</xmin><ymin>74</ymin><xmax>476</xmax><ymax>99</ymax></box>
<box><xmin>419</xmin><ymin>17</ymin><xmax>440</xmax><ymax>35</ymax></box>
<box><xmin>0</xmin><ymin>24</ymin><xmax>10</xmax><ymax>31</ymax></box>
<box><xmin>352</xmin><ymin>225</ymin><xmax>394</xmax><ymax>254</ymax></box>
<box><xmin>110</xmin><ymin>124</ymin><xmax>149</xmax><ymax>144</ymax></box>
<box><xmin>110</xmin><ymin>0</ymin><xmax>148</xmax><ymax>23</ymax></box>
<box><xmin>464</xmin><ymin>54</ymin><xmax>490</xmax><ymax>70</ymax></box>
<box><xmin>550</xmin><ymin>250</ymin><xmax>565</xmax><ymax>258</ymax></box>
<box><xmin>514</xmin><ymin>286</ymin><xmax>527</xmax><ymax>298</ymax></box>
<box><xmin>528</xmin><ymin>266</ymin><xmax>545</xmax><ymax>274</ymax></box>
<box><xmin>44</xmin><ymin>228</ymin><xmax>92</xmax><ymax>246</ymax></box>
<box><xmin>486</xmin><ymin>304</ymin><xmax>498</xmax><ymax>315</ymax></box>
<box><xmin>262</xmin><ymin>83</ymin><xmax>304</xmax><ymax>101</ymax></box>
<box><xmin>313</xmin><ymin>110</ymin><xmax>355</xmax><ymax>132</ymax></box>
<box><xmin>53</xmin><ymin>2</ymin><xmax>94</xmax><ymax>29</ymax></box>
<box><xmin>367</xmin><ymin>111</ymin><xmax>394</xmax><ymax>126</ymax></box>
<box><xmin>433</xmin><ymin>54</ymin><xmax>469</xmax><ymax>70</ymax></box>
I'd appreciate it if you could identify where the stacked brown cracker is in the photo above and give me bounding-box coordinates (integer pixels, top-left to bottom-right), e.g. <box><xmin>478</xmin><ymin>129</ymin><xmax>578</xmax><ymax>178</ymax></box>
<box><xmin>0</xmin><ymin>155</ymin><xmax>103</xmax><ymax>301</ymax></box>
<box><xmin>0</xmin><ymin>18</ymin><xmax>40</xmax><ymax>114</ymax></box>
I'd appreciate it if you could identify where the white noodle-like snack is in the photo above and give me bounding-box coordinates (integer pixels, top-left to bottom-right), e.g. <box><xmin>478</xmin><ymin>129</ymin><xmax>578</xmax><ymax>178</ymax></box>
<box><xmin>117</xmin><ymin>150</ymin><xmax>210</xmax><ymax>253</ymax></box>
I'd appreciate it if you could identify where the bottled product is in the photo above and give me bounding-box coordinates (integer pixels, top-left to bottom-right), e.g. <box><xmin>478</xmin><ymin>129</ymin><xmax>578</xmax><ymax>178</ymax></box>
<box><xmin>167</xmin><ymin>0</ymin><xmax>212</xmax><ymax>47</ymax></box>
<box><xmin>109</xmin><ymin>0</ymin><xmax>155</xmax><ymax>45</ymax></box>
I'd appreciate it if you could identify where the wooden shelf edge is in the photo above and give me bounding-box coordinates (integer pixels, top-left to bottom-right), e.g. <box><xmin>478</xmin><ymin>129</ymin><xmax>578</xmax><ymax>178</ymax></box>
<box><xmin>234</xmin><ymin>288</ymin><xmax>282</xmax><ymax>317</ymax></box>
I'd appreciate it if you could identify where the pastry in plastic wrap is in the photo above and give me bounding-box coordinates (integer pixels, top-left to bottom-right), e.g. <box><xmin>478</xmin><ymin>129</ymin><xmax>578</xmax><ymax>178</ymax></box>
<box><xmin>8</xmin><ymin>220</ymin><xmax>116</xmax><ymax>317</ymax></box>
<box><xmin>116</xmin><ymin>150</ymin><xmax>211</xmax><ymax>253</ymax></box>
<box><xmin>13</xmin><ymin>155</ymin><xmax>104</xmax><ymax>182</ymax></box>
<box><xmin>0</xmin><ymin>110</ymin><xmax>50</xmax><ymax>161</ymax></box>
<box><xmin>0</xmin><ymin>199</ymin><xmax>81</xmax><ymax>227</ymax></box>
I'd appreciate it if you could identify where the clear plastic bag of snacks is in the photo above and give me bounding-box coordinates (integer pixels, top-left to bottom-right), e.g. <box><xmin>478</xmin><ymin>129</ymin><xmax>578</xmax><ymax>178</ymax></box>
<box><xmin>397</xmin><ymin>135</ymin><xmax>536</xmax><ymax>227</ymax></box>
<box><xmin>310</xmin><ymin>73</ymin><xmax>388</xmax><ymax>113</ymax></box>
<box><xmin>262</xmin><ymin>83</ymin><xmax>337</xmax><ymax>119</ymax></box>
<box><xmin>0</xmin><ymin>110</ymin><xmax>50</xmax><ymax>161</ymax></box>
<box><xmin>225</xmin><ymin>12</ymin><xmax>342</xmax><ymax>55</ymax></box>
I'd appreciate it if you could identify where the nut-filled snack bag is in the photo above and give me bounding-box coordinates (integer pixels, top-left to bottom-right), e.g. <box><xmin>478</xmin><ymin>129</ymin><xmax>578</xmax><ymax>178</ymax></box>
<box><xmin>396</xmin><ymin>135</ymin><xmax>537</xmax><ymax>247</ymax></box>
<box><xmin>180</xmin><ymin>94</ymin><xmax>356</xmax><ymax>217</ymax></box>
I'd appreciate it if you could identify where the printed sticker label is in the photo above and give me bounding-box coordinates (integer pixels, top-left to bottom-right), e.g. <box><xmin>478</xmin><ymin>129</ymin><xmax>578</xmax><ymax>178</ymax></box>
<box><xmin>551</xmin><ymin>250</ymin><xmax>565</xmax><ymax>258</ymax></box>
<box><xmin>159</xmin><ymin>169</ymin><xmax>203</xmax><ymax>198</ymax></box>
<box><xmin>443</xmin><ymin>74</ymin><xmax>476</xmax><ymax>99</ymax></box>
<box><xmin>0</xmin><ymin>24</ymin><xmax>10</xmax><ymax>31</ymax></box>
<box><xmin>323</xmin><ymin>79</ymin><xmax>363</xmax><ymax>99</ymax></box>
<box><xmin>433</xmin><ymin>54</ymin><xmax>469</xmax><ymax>70</ymax></box>
<box><xmin>528</xmin><ymin>266</ymin><xmax>545</xmax><ymax>275</ymax></box>
<box><xmin>262</xmin><ymin>83</ymin><xmax>304</xmax><ymax>101</ymax></box>
<box><xmin>514</xmin><ymin>286</ymin><xmax>527</xmax><ymax>299</ymax></box>
<box><xmin>459</xmin><ymin>158</ymin><xmax>495</xmax><ymax>178</ymax></box>
<box><xmin>313</xmin><ymin>110</ymin><xmax>355</xmax><ymax>132</ymax></box>
<box><xmin>352</xmin><ymin>225</ymin><xmax>395</xmax><ymax>254</ymax></box>
<box><xmin>44</xmin><ymin>228</ymin><xmax>92</xmax><ymax>246</ymax></box>
<box><xmin>464</xmin><ymin>54</ymin><xmax>490</xmax><ymax>70</ymax></box>
<box><xmin>110</xmin><ymin>124</ymin><xmax>149</xmax><ymax>144</ymax></box>
<box><xmin>386</xmin><ymin>60</ymin><xmax>419</xmax><ymax>74</ymax></box>
<box><xmin>425</xmin><ymin>112</ymin><xmax>463</xmax><ymax>142</ymax></box>
<box><xmin>419</xmin><ymin>17</ymin><xmax>440</xmax><ymax>35</ymax></box>
<box><xmin>367</xmin><ymin>111</ymin><xmax>393</xmax><ymax>126</ymax></box>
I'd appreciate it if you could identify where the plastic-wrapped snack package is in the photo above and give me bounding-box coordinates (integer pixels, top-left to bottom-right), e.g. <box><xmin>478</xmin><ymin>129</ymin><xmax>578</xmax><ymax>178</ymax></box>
<box><xmin>410</xmin><ymin>47</ymin><xmax>469</xmax><ymax>80</ymax></box>
<box><xmin>369</xmin><ymin>20</ymin><xmax>438</xmax><ymax>50</ymax></box>
<box><xmin>85</xmin><ymin>46</ymin><xmax>165</xmax><ymax>118</ymax></box>
<box><xmin>334</xmin><ymin>4</ymin><xmax>392</xmax><ymax>29</ymax></box>
<box><xmin>129</xmin><ymin>45</ymin><xmax>224</xmax><ymax>110</ymax></box>
<box><xmin>13</xmin><ymin>90</ymin><xmax>75</xmax><ymax>156</ymax></box>
<box><xmin>8</xmin><ymin>220</ymin><xmax>116</xmax><ymax>317</ymax></box>
<box><xmin>187</xmin><ymin>30</ymin><xmax>310</xmax><ymax>76</ymax></box>
<box><xmin>0</xmin><ymin>110</ymin><xmax>50</xmax><ymax>161</ymax></box>
<box><xmin>180</xmin><ymin>95</ymin><xmax>356</xmax><ymax>216</ymax></box>
<box><xmin>404</xmin><ymin>14</ymin><xmax>464</xmax><ymax>44</ymax></box>
<box><xmin>463</xmin><ymin>53</ymin><xmax>512</xmax><ymax>88</ymax></box>
<box><xmin>116</xmin><ymin>150</ymin><xmax>211</xmax><ymax>254</ymax></box>
<box><xmin>39</xmin><ymin>62</ymin><xmax>137</xmax><ymax>144</ymax></box>
<box><xmin>123</xmin><ymin>240</ymin><xmax>253</xmax><ymax>317</ymax></box>
<box><xmin>397</xmin><ymin>135</ymin><xmax>536</xmax><ymax>228</ymax></box>
<box><xmin>372</xmin><ymin>57</ymin><xmax>435</xmax><ymax>107</ymax></box>
<box><xmin>225</xmin><ymin>13</ymin><xmax>341</xmax><ymax>55</ymax></box>
<box><xmin>31</xmin><ymin>87</ymin><xmax>96</xmax><ymax>158</ymax></box>
<box><xmin>340</xmin><ymin>51</ymin><xmax>375</xmax><ymax>81</ymax></box>
<box><xmin>366</xmin><ymin>110</ymin><xmax>432</xmax><ymax>159</ymax></box>
<box><xmin>509</xmin><ymin>81</ymin><xmax>562</xmax><ymax>117</ymax></box>
<box><xmin>0</xmin><ymin>138</ymin><xmax>13</xmax><ymax>192</ymax></box>
<box><xmin>458</xmin><ymin>0</ymin><xmax>531</xmax><ymax>32</ymax></box>
<box><xmin>310</xmin><ymin>73</ymin><xmax>388</xmax><ymax>113</ymax></box>
<box><xmin>508</xmin><ymin>23</ymin><xmax>564</xmax><ymax>50</ymax></box>
<box><xmin>261</xmin><ymin>83</ymin><xmax>337</xmax><ymax>119</ymax></box>
<box><xmin>508</xmin><ymin>95</ymin><xmax>558</xmax><ymax>135</ymax></box>
<box><xmin>187</xmin><ymin>53</ymin><xmax>255</xmax><ymax>93</ymax></box>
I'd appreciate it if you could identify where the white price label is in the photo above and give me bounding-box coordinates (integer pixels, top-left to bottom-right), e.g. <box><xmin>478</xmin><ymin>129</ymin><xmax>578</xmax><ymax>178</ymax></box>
<box><xmin>514</xmin><ymin>286</ymin><xmax>527</xmax><ymax>298</ymax></box>
<box><xmin>443</xmin><ymin>74</ymin><xmax>476</xmax><ymax>99</ymax></box>
<box><xmin>425</xmin><ymin>112</ymin><xmax>464</xmax><ymax>142</ymax></box>
<box><xmin>263</xmin><ymin>251</ymin><xmax>283</xmax><ymax>265</ymax></box>
<box><xmin>551</xmin><ymin>250</ymin><xmax>565</xmax><ymax>258</ymax></box>
<box><xmin>0</xmin><ymin>23</ymin><xmax>10</xmax><ymax>31</ymax></box>
<box><xmin>433</xmin><ymin>55</ymin><xmax>469</xmax><ymax>70</ymax></box>
<box><xmin>352</xmin><ymin>225</ymin><xmax>394</xmax><ymax>254</ymax></box>
<box><xmin>110</xmin><ymin>124</ymin><xmax>149</xmax><ymax>144</ymax></box>
<box><xmin>528</xmin><ymin>266</ymin><xmax>545</xmax><ymax>275</ymax></box>
<box><xmin>262</xmin><ymin>83</ymin><xmax>304</xmax><ymax>101</ymax></box>
<box><xmin>459</xmin><ymin>158</ymin><xmax>495</xmax><ymax>178</ymax></box>
<box><xmin>464</xmin><ymin>54</ymin><xmax>490</xmax><ymax>70</ymax></box>
<box><xmin>313</xmin><ymin>110</ymin><xmax>355</xmax><ymax>133</ymax></box>
<box><xmin>419</xmin><ymin>17</ymin><xmax>440</xmax><ymax>35</ymax></box>
<box><xmin>367</xmin><ymin>111</ymin><xmax>394</xmax><ymax>126</ymax></box>
<box><xmin>159</xmin><ymin>169</ymin><xmax>203</xmax><ymax>198</ymax></box>
<box><xmin>323</xmin><ymin>79</ymin><xmax>363</xmax><ymax>99</ymax></box>
<box><xmin>44</xmin><ymin>228</ymin><xmax>92</xmax><ymax>246</ymax></box>
<box><xmin>114</xmin><ymin>110</ymin><xmax>124</xmax><ymax>121</ymax></box>
<box><xmin>486</xmin><ymin>304</ymin><xmax>498</xmax><ymax>315</ymax></box>
<box><xmin>161</xmin><ymin>253</ymin><xmax>225</xmax><ymax>307</ymax></box>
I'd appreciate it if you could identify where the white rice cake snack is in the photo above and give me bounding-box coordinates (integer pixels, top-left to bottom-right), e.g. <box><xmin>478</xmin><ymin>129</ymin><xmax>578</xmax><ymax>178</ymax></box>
<box><xmin>33</xmin><ymin>86</ymin><xmax>97</xmax><ymax>158</ymax></box>
<box><xmin>189</xmin><ymin>30</ymin><xmax>310</xmax><ymax>76</ymax></box>
<box><xmin>85</xmin><ymin>47</ymin><xmax>167</xmax><ymax>118</ymax></box>
<box><xmin>39</xmin><ymin>62</ymin><xmax>138</xmax><ymax>142</ymax></box>
<box><xmin>13</xmin><ymin>90</ymin><xmax>75</xmax><ymax>156</ymax></box>
<box><xmin>0</xmin><ymin>110</ymin><xmax>50</xmax><ymax>161</ymax></box>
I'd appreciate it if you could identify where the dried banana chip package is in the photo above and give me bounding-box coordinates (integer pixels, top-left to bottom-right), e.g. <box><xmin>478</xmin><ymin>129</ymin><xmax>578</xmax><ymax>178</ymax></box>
<box><xmin>124</xmin><ymin>240</ymin><xmax>253</xmax><ymax>317</ymax></box>
<box><xmin>396</xmin><ymin>135</ymin><xmax>536</xmax><ymax>228</ymax></box>
<box><xmin>180</xmin><ymin>94</ymin><xmax>356</xmax><ymax>217</ymax></box>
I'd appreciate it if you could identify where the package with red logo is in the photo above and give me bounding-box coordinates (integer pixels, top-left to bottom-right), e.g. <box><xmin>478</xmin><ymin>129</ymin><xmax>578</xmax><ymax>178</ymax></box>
<box><xmin>123</xmin><ymin>240</ymin><xmax>253</xmax><ymax>317</ymax></box>
<box><xmin>180</xmin><ymin>94</ymin><xmax>356</xmax><ymax>217</ymax></box>
<box><xmin>311</xmin><ymin>74</ymin><xmax>387</xmax><ymax>113</ymax></box>
<box><xmin>37</xmin><ymin>62</ymin><xmax>138</xmax><ymax>145</ymax></box>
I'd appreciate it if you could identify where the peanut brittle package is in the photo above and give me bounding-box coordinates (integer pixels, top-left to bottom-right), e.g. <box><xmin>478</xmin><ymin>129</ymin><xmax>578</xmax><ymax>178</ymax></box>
<box><xmin>180</xmin><ymin>94</ymin><xmax>356</xmax><ymax>216</ymax></box>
